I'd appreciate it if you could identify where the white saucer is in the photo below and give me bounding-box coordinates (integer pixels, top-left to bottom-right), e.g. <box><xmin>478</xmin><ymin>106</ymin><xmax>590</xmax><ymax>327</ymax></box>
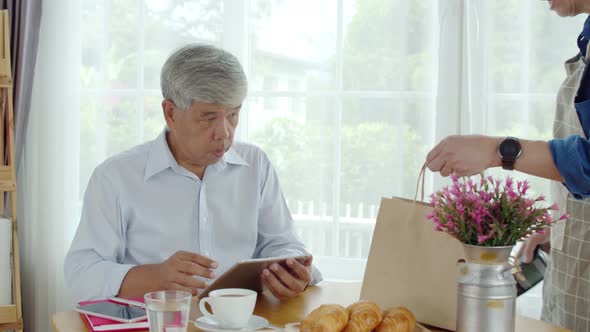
<box><xmin>193</xmin><ymin>315</ymin><xmax>269</xmax><ymax>331</ymax></box>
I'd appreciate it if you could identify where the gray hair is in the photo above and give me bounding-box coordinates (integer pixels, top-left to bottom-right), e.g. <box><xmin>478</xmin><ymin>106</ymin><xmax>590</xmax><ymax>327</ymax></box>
<box><xmin>161</xmin><ymin>44</ymin><xmax>248</xmax><ymax>109</ymax></box>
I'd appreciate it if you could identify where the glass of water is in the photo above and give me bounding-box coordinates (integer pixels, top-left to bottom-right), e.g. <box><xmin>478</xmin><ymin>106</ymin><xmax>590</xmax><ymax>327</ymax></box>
<box><xmin>144</xmin><ymin>290</ymin><xmax>192</xmax><ymax>332</ymax></box>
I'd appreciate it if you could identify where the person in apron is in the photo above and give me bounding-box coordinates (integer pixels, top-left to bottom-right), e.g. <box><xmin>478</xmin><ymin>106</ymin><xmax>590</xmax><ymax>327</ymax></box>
<box><xmin>425</xmin><ymin>1</ymin><xmax>590</xmax><ymax>331</ymax></box>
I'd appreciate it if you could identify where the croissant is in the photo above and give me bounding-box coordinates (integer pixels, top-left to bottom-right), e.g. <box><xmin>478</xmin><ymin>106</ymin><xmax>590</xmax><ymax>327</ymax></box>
<box><xmin>300</xmin><ymin>304</ymin><xmax>349</xmax><ymax>332</ymax></box>
<box><xmin>342</xmin><ymin>301</ymin><xmax>383</xmax><ymax>332</ymax></box>
<box><xmin>374</xmin><ymin>307</ymin><xmax>416</xmax><ymax>332</ymax></box>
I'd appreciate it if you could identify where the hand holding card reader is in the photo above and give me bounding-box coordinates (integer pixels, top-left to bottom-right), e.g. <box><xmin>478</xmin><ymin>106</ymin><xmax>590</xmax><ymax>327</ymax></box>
<box><xmin>76</xmin><ymin>301</ymin><xmax>147</xmax><ymax>323</ymax></box>
<box><xmin>514</xmin><ymin>247</ymin><xmax>550</xmax><ymax>296</ymax></box>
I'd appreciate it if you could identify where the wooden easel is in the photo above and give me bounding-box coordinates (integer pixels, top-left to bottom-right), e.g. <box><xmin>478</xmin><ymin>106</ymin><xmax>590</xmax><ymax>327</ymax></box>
<box><xmin>0</xmin><ymin>9</ymin><xmax>23</xmax><ymax>332</ymax></box>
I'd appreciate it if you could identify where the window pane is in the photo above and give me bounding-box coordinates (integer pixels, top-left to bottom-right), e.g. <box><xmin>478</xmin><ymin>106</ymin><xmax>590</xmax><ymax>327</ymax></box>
<box><xmin>486</xmin><ymin>97</ymin><xmax>554</xmax><ymax>140</ymax></box>
<box><xmin>144</xmin><ymin>95</ymin><xmax>166</xmax><ymax>140</ymax></box>
<box><xmin>250</xmin><ymin>0</ymin><xmax>338</xmax><ymax>92</ymax></box>
<box><xmin>529</xmin><ymin>5</ymin><xmax>584</xmax><ymax>93</ymax></box>
<box><xmin>80</xmin><ymin>95</ymin><xmax>107</xmax><ymax>196</ymax></box>
<box><xmin>143</xmin><ymin>0</ymin><xmax>224</xmax><ymax>89</ymax></box>
<box><xmin>341</xmin><ymin>97</ymin><xmax>433</xmax><ymax>206</ymax></box>
<box><xmin>247</xmin><ymin>96</ymin><xmax>336</xmax><ymax>209</ymax></box>
<box><xmin>342</xmin><ymin>0</ymin><xmax>437</xmax><ymax>91</ymax></box>
<box><xmin>81</xmin><ymin>2</ymin><xmax>106</xmax><ymax>89</ymax></box>
<box><xmin>81</xmin><ymin>1</ymin><xmax>140</xmax><ymax>89</ymax></box>
<box><xmin>106</xmin><ymin>96</ymin><xmax>140</xmax><ymax>156</ymax></box>
<box><xmin>246</xmin><ymin>96</ymin><xmax>337</xmax><ymax>257</ymax></box>
<box><xmin>487</xmin><ymin>1</ymin><xmax>584</xmax><ymax>94</ymax></box>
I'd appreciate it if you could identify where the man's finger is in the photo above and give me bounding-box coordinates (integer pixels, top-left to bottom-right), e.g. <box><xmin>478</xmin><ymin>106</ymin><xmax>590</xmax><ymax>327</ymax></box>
<box><xmin>262</xmin><ymin>269</ymin><xmax>296</xmax><ymax>299</ymax></box>
<box><xmin>169</xmin><ymin>282</ymin><xmax>198</xmax><ymax>296</ymax></box>
<box><xmin>440</xmin><ymin>163</ymin><xmax>454</xmax><ymax>177</ymax></box>
<box><xmin>286</xmin><ymin>258</ymin><xmax>311</xmax><ymax>282</ymax></box>
<box><xmin>427</xmin><ymin>156</ymin><xmax>446</xmax><ymax>173</ymax></box>
<box><xmin>175</xmin><ymin>273</ymin><xmax>208</xmax><ymax>290</ymax></box>
<box><xmin>269</xmin><ymin>263</ymin><xmax>304</xmax><ymax>292</ymax></box>
<box><xmin>426</xmin><ymin>141</ymin><xmax>444</xmax><ymax>163</ymax></box>
<box><xmin>178</xmin><ymin>260</ymin><xmax>216</xmax><ymax>279</ymax></box>
<box><xmin>176</xmin><ymin>251</ymin><xmax>218</xmax><ymax>268</ymax></box>
<box><xmin>515</xmin><ymin>243</ymin><xmax>526</xmax><ymax>260</ymax></box>
<box><xmin>521</xmin><ymin>241</ymin><xmax>538</xmax><ymax>264</ymax></box>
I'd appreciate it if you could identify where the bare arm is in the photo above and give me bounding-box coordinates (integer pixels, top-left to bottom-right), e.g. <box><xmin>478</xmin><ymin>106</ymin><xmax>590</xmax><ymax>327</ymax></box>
<box><xmin>426</xmin><ymin>135</ymin><xmax>564</xmax><ymax>181</ymax></box>
<box><xmin>501</xmin><ymin>138</ymin><xmax>563</xmax><ymax>182</ymax></box>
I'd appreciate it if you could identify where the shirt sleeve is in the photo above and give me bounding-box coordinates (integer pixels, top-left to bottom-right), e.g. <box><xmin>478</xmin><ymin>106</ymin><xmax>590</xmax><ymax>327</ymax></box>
<box><xmin>253</xmin><ymin>153</ymin><xmax>323</xmax><ymax>284</ymax></box>
<box><xmin>63</xmin><ymin>166</ymin><xmax>134</xmax><ymax>301</ymax></box>
<box><xmin>548</xmin><ymin>134</ymin><xmax>590</xmax><ymax>199</ymax></box>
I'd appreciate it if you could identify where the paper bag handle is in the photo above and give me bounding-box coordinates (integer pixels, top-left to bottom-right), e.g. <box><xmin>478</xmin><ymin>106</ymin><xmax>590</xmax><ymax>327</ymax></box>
<box><xmin>413</xmin><ymin>163</ymin><xmax>427</xmax><ymax>202</ymax></box>
<box><xmin>391</xmin><ymin>162</ymin><xmax>428</xmax><ymax>248</ymax></box>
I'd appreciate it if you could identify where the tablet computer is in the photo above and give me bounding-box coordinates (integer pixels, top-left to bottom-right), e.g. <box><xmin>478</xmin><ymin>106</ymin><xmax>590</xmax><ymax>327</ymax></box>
<box><xmin>198</xmin><ymin>254</ymin><xmax>310</xmax><ymax>299</ymax></box>
<box><xmin>76</xmin><ymin>301</ymin><xmax>148</xmax><ymax>323</ymax></box>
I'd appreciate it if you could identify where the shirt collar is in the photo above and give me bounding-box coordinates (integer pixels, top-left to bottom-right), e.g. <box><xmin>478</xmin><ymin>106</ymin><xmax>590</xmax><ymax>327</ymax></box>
<box><xmin>144</xmin><ymin>129</ymin><xmax>179</xmax><ymax>181</ymax></box>
<box><xmin>222</xmin><ymin>145</ymin><xmax>249</xmax><ymax>167</ymax></box>
<box><xmin>144</xmin><ymin>129</ymin><xmax>249</xmax><ymax>181</ymax></box>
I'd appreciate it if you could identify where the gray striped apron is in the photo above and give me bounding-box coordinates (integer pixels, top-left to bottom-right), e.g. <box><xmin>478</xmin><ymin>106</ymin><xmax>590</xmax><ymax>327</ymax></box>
<box><xmin>542</xmin><ymin>50</ymin><xmax>590</xmax><ymax>332</ymax></box>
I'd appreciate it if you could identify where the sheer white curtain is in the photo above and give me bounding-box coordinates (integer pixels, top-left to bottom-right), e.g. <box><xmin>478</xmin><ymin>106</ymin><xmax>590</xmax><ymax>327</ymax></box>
<box><xmin>18</xmin><ymin>0</ymin><xmax>584</xmax><ymax>331</ymax></box>
<box><xmin>18</xmin><ymin>1</ymin><xmax>81</xmax><ymax>331</ymax></box>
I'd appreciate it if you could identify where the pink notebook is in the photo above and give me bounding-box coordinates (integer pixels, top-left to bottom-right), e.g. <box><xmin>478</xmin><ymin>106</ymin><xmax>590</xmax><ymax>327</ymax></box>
<box><xmin>78</xmin><ymin>299</ymin><xmax>148</xmax><ymax>332</ymax></box>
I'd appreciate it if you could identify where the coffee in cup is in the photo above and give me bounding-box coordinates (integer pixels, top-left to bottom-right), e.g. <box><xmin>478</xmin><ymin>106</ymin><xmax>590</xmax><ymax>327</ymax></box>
<box><xmin>198</xmin><ymin>288</ymin><xmax>257</xmax><ymax>328</ymax></box>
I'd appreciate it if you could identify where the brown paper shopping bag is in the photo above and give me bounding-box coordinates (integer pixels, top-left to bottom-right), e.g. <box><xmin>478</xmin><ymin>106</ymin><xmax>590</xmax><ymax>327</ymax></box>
<box><xmin>360</xmin><ymin>194</ymin><xmax>465</xmax><ymax>331</ymax></box>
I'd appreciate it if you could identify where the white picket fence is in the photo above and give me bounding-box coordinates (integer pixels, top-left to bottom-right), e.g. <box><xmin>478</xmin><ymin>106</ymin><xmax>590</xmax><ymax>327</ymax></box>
<box><xmin>289</xmin><ymin>200</ymin><xmax>377</xmax><ymax>259</ymax></box>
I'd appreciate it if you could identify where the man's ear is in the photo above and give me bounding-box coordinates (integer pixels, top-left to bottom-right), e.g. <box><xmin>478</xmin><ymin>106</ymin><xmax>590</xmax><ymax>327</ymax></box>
<box><xmin>162</xmin><ymin>99</ymin><xmax>177</xmax><ymax>129</ymax></box>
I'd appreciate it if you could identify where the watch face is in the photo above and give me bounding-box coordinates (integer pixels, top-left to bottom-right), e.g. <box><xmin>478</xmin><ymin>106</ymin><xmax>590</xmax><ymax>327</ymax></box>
<box><xmin>499</xmin><ymin>138</ymin><xmax>521</xmax><ymax>160</ymax></box>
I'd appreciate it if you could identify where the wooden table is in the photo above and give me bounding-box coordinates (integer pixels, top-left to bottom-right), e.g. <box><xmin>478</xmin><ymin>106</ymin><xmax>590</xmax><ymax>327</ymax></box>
<box><xmin>52</xmin><ymin>282</ymin><xmax>571</xmax><ymax>332</ymax></box>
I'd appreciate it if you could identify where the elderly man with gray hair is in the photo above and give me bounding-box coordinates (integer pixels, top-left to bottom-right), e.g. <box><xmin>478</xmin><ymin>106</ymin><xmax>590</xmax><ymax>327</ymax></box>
<box><xmin>64</xmin><ymin>44</ymin><xmax>321</xmax><ymax>301</ymax></box>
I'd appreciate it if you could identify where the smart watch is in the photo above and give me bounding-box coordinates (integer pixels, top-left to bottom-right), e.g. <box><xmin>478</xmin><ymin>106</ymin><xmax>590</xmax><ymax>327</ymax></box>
<box><xmin>498</xmin><ymin>137</ymin><xmax>521</xmax><ymax>171</ymax></box>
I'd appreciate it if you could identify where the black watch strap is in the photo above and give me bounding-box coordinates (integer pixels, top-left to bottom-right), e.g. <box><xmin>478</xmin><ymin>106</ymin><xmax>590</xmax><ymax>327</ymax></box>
<box><xmin>502</xmin><ymin>159</ymin><xmax>516</xmax><ymax>171</ymax></box>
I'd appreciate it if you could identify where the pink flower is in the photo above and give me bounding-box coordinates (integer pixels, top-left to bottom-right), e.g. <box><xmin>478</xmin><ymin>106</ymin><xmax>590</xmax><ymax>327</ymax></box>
<box><xmin>431</xmin><ymin>216</ymin><xmax>442</xmax><ymax>225</ymax></box>
<box><xmin>521</xmin><ymin>181</ymin><xmax>530</xmax><ymax>195</ymax></box>
<box><xmin>427</xmin><ymin>174</ymin><xmax>561</xmax><ymax>247</ymax></box>
<box><xmin>457</xmin><ymin>203</ymin><xmax>465</xmax><ymax>215</ymax></box>
<box><xmin>469</xmin><ymin>211</ymin><xmax>483</xmax><ymax>225</ymax></box>
<box><xmin>506</xmin><ymin>177</ymin><xmax>513</xmax><ymax>188</ymax></box>
<box><xmin>477</xmin><ymin>234</ymin><xmax>490</xmax><ymax>244</ymax></box>
<box><xmin>507</xmin><ymin>188</ymin><xmax>517</xmax><ymax>199</ymax></box>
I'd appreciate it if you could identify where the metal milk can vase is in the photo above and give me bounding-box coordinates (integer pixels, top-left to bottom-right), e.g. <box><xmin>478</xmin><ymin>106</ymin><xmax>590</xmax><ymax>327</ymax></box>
<box><xmin>456</xmin><ymin>244</ymin><xmax>516</xmax><ymax>332</ymax></box>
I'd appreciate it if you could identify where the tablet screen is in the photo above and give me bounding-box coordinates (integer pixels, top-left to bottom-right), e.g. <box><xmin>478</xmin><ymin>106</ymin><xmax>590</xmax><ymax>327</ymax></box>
<box><xmin>77</xmin><ymin>302</ymin><xmax>147</xmax><ymax>321</ymax></box>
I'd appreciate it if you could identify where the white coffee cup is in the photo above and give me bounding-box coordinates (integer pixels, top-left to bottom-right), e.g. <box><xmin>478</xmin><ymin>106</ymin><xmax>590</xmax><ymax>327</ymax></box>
<box><xmin>198</xmin><ymin>288</ymin><xmax>257</xmax><ymax>328</ymax></box>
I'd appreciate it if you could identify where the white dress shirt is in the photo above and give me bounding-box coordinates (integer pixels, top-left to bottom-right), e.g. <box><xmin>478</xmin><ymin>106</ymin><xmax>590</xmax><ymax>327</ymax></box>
<box><xmin>64</xmin><ymin>129</ymin><xmax>321</xmax><ymax>301</ymax></box>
